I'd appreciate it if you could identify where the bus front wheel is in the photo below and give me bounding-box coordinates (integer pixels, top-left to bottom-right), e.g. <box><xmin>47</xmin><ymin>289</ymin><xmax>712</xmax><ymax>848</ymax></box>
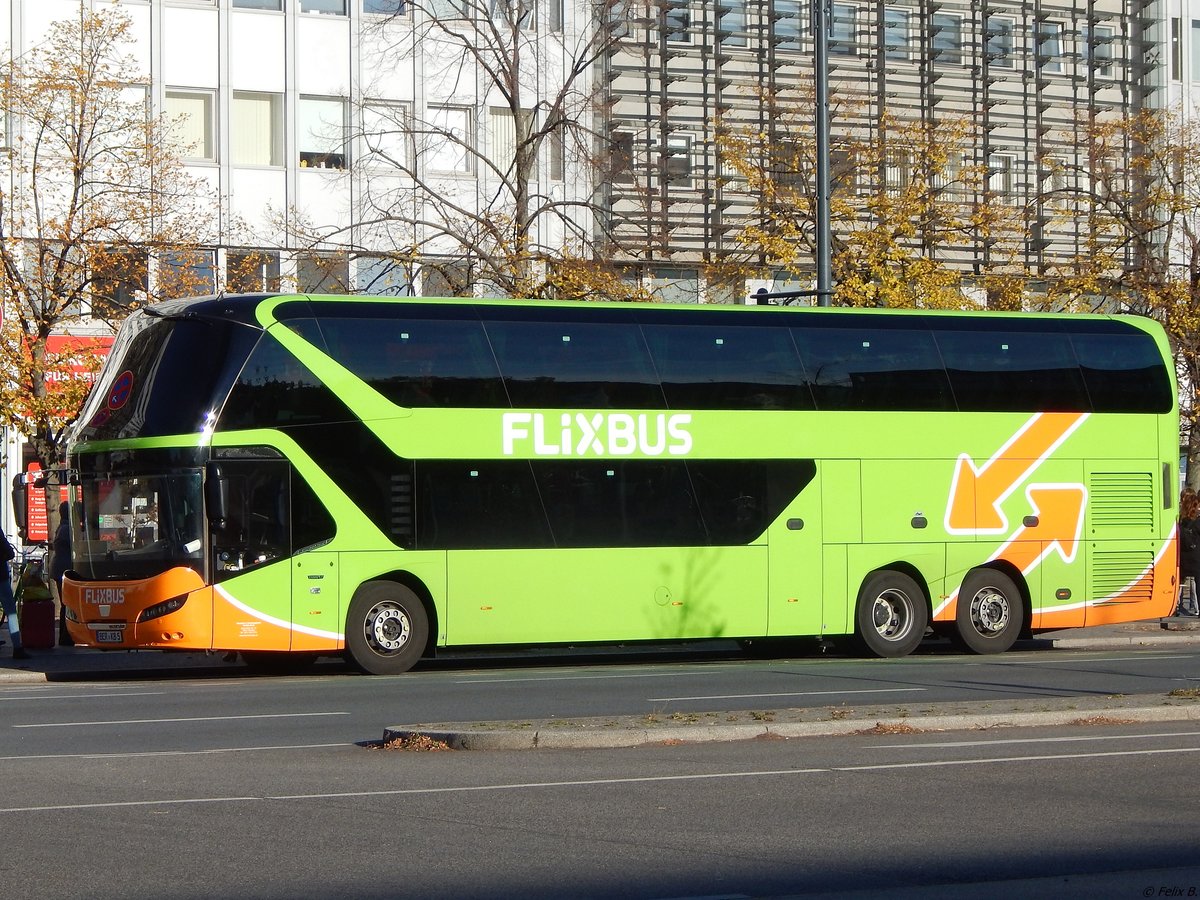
<box><xmin>345</xmin><ymin>582</ymin><xmax>429</xmax><ymax>675</ymax></box>
<box><xmin>853</xmin><ymin>570</ymin><xmax>929</xmax><ymax>658</ymax></box>
<box><xmin>953</xmin><ymin>569</ymin><xmax>1023</xmax><ymax>654</ymax></box>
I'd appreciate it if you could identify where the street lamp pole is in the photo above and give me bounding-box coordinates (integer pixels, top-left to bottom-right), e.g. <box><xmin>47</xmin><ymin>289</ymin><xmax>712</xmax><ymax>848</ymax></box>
<box><xmin>812</xmin><ymin>0</ymin><xmax>833</xmax><ymax>307</ymax></box>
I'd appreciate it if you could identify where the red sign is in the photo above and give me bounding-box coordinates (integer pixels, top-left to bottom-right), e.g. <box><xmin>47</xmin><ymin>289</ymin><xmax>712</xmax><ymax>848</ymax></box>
<box><xmin>44</xmin><ymin>334</ymin><xmax>115</xmax><ymax>387</ymax></box>
<box><xmin>24</xmin><ymin>463</ymin><xmax>48</xmax><ymax>544</ymax></box>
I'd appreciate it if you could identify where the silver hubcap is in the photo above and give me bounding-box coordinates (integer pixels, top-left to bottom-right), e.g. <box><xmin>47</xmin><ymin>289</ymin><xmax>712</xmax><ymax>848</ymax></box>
<box><xmin>968</xmin><ymin>586</ymin><xmax>1010</xmax><ymax>636</ymax></box>
<box><xmin>871</xmin><ymin>589</ymin><xmax>914</xmax><ymax>642</ymax></box>
<box><xmin>366</xmin><ymin>601</ymin><xmax>411</xmax><ymax>654</ymax></box>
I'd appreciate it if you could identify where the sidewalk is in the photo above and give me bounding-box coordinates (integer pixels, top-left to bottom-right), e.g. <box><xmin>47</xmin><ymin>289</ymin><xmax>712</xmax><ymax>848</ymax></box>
<box><xmin>2</xmin><ymin>617</ymin><xmax>1199</xmax><ymax>688</ymax></box>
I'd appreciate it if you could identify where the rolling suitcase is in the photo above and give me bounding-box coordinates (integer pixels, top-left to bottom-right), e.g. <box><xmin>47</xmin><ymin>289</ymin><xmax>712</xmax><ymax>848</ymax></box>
<box><xmin>17</xmin><ymin>593</ymin><xmax>56</xmax><ymax>649</ymax></box>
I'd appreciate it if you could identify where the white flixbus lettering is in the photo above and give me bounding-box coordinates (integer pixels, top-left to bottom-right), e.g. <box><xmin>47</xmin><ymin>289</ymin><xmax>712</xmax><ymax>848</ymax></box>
<box><xmin>501</xmin><ymin>412</ymin><xmax>693</xmax><ymax>457</ymax></box>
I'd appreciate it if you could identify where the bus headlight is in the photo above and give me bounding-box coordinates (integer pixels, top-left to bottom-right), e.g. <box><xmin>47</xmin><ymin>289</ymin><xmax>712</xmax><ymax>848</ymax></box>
<box><xmin>137</xmin><ymin>595</ymin><xmax>188</xmax><ymax>623</ymax></box>
<box><xmin>63</xmin><ymin>604</ymin><xmax>80</xmax><ymax>623</ymax></box>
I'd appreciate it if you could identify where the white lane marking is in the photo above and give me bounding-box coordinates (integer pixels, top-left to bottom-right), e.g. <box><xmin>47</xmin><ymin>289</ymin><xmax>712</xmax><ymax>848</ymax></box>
<box><xmin>971</xmin><ymin>654</ymin><xmax>1194</xmax><ymax>665</ymax></box>
<box><xmin>3</xmin><ymin>745</ymin><xmax>1200</xmax><ymax>814</ymax></box>
<box><xmin>12</xmin><ymin>712</ymin><xmax>349</xmax><ymax>729</ymax></box>
<box><xmin>0</xmin><ymin>743</ymin><xmax>353</xmax><ymax>762</ymax></box>
<box><xmin>647</xmin><ymin>688</ymin><xmax>928</xmax><ymax>702</ymax></box>
<box><xmin>0</xmin><ymin>692</ymin><xmax>167</xmax><ymax>703</ymax></box>
<box><xmin>456</xmin><ymin>670</ymin><xmax>727</xmax><ymax>685</ymax></box>
<box><xmin>870</xmin><ymin>730</ymin><xmax>1200</xmax><ymax>749</ymax></box>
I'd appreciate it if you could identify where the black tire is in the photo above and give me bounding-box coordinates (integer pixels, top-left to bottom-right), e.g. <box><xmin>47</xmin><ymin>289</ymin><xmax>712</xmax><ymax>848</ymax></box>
<box><xmin>344</xmin><ymin>581</ymin><xmax>429</xmax><ymax>675</ymax></box>
<box><xmin>853</xmin><ymin>570</ymin><xmax>929</xmax><ymax>658</ymax></box>
<box><xmin>953</xmin><ymin>568</ymin><xmax>1024</xmax><ymax>654</ymax></box>
<box><xmin>240</xmin><ymin>650</ymin><xmax>319</xmax><ymax>674</ymax></box>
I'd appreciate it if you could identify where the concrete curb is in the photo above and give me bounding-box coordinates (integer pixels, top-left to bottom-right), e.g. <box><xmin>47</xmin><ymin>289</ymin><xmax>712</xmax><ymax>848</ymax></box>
<box><xmin>384</xmin><ymin>696</ymin><xmax>1200</xmax><ymax>750</ymax></box>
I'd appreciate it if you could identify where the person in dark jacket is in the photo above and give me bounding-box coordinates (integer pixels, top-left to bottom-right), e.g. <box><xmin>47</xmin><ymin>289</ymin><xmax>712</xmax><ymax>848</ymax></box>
<box><xmin>0</xmin><ymin>530</ymin><xmax>27</xmax><ymax>659</ymax></box>
<box><xmin>51</xmin><ymin>501</ymin><xmax>74</xmax><ymax>646</ymax></box>
<box><xmin>1179</xmin><ymin>489</ymin><xmax>1200</xmax><ymax>616</ymax></box>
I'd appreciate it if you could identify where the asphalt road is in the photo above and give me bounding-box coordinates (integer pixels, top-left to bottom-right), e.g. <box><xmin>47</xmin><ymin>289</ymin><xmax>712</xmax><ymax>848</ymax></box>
<box><xmin>2</xmin><ymin>717</ymin><xmax>1198</xmax><ymax>899</ymax></box>
<box><xmin>3</xmin><ymin>645</ymin><xmax>1200</xmax><ymax>755</ymax></box>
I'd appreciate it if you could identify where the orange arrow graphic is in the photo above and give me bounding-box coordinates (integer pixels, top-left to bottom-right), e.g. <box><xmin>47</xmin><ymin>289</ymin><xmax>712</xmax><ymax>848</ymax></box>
<box><xmin>936</xmin><ymin>482</ymin><xmax>1088</xmax><ymax>620</ymax></box>
<box><xmin>944</xmin><ymin>412</ymin><xmax>1088</xmax><ymax>534</ymax></box>
<box><xmin>993</xmin><ymin>483</ymin><xmax>1089</xmax><ymax>574</ymax></box>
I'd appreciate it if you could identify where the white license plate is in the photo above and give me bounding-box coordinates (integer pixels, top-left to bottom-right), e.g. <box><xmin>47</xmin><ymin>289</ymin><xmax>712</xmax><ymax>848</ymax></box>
<box><xmin>95</xmin><ymin>630</ymin><xmax>124</xmax><ymax>644</ymax></box>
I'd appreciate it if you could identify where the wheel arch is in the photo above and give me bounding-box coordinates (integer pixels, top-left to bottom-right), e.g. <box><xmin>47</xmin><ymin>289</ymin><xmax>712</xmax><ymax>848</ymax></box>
<box><xmin>351</xmin><ymin>571</ymin><xmax>439</xmax><ymax>659</ymax></box>
<box><xmin>966</xmin><ymin>560</ymin><xmax>1033</xmax><ymax>638</ymax></box>
<box><xmin>866</xmin><ymin>561</ymin><xmax>934</xmax><ymax>617</ymax></box>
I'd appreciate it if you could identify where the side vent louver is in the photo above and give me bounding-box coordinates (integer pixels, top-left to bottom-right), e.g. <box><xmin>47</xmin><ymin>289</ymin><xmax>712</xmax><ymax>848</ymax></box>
<box><xmin>1090</xmin><ymin>551</ymin><xmax>1154</xmax><ymax>604</ymax></box>
<box><xmin>1088</xmin><ymin>472</ymin><xmax>1154</xmax><ymax>529</ymax></box>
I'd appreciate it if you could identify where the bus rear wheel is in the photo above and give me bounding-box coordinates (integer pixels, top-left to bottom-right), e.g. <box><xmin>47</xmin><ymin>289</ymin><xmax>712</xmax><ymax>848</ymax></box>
<box><xmin>853</xmin><ymin>570</ymin><xmax>928</xmax><ymax>658</ymax></box>
<box><xmin>345</xmin><ymin>582</ymin><xmax>429</xmax><ymax>675</ymax></box>
<box><xmin>953</xmin><ymin>569</ymin><xmax>1023</xmax><ymax>654</ymax></box>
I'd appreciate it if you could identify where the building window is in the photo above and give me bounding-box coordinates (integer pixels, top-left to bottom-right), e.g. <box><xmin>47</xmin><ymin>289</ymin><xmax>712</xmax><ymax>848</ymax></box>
<box><xmin>296</xmin><ymin>252</ymin><xmax>351</xmax><ymax>293</ymax></box>
<box><xmin>718</xmin><ymin>0</ymin><xmax>746</xmax><ymax>47</ymax></box>
<box><xmin>363</xmin><ymin>101</ymin><xmax>410</xmax><ymax>168</ymax></box>
<box><xmin>774</xmin><ymin>0</ymin><xmax>802</xmax><ymax>50</ymax></box>
<box><xmin>1172</xmin><ymin>17</ymin><xmax>1183</xmax><ymax>81</ymax></box>
<box><xmin>1191</xmin><ymin>19</ymin><xmax>1200</xmax><ymax>81</ymax></box>
<box><xmin>490</xmin><ymin>0</ymin><xmax>536</xmax><ymax>30</ymax></box>
<box><xmin>421</xmin><ymin>259</ymin><xmax>470</xmax><ymax>296</ymax></box>
<box><xmin>91</xmin><ymin>249</ymin><xmax>148</xmax><ymax>317</ymax></box>
<box><xmin>428</xmin><ymin>0</ymin><xmax>468</xmax><ymax>18</ymax></box>
<box><xmin>987</xmin><ymin>153</ymin><xmax>1015</xmax><ymax>201</ymax></box>
<box><xmin>159</xmin><ymin>249</ymin><xmax>216</xmax><ymax>299</ymax></box>
<box><xmin>233</xmin><ymin>0</ymin><xmax>282</xmax><ymax>9</ymax></box>
<box><xmin>932</xmin><ymin>13</ymin><xmax>963</xmax><ymax>64</ymax></box>
<box><xmin>1085</xmin><ymin>25</ymin><xmax>1115</xmax><ymax>78</ymax></box>
<box><xmin>883</xmin><ymin>8</ymin><xmax>910</xmax><ymax>61</ymax></box>
<box><xmin>427</xmin><ymin>106</ymin><xmax>475</xmax><ymax>173</ymax></box>
<box><xmin>932</xmin><ymin>151</ymin><xmax>963</xmax><ymax>193</ymax></box>
<box><xmin>489</xmin><ymin>107</ymin><xmax>534</xmax><ymax>173</ymax></box>
<box><xmin>663</xmin><ymin>135</ymin><xmax>692</xmax><ymax>186</ymax></box>
<box><xmin>164</xmin><ymin>90</ymin><xmax>215</xmax><ymax>162</ymax></box>
<box><xmin>664</xmin><ymin>0</ymin><xmax>690</xmax><ymax>43</ymax></box>
<box><xmin>548</xmin><ymin>0</ymin><xmax>563</xmax><ymax>30</ymax></box>
<box><xmin>364</xmin><ymin>0</ymin><xmax>407</xmax><ymax>13</ymax></box>
<box><xmin>548</xmin><ymin>123</ymin><xmax>565</xmax><ymax>181</ymax></box>
<box><xmin>830</xmin><ymin>3</ymin><xmax>856</xmax><ymax>55</ymax></box>
<box><xmin>885</xmin><ymin>148</ymin><xmax>909</xmax><ymax>193</ymax></box>
<box><xmin>831</xmin><ymin>146</ymin><xmax>856</xmax><ymax>194</ymax></box>
<box><xmin>986</xmin><ymin>15</ymin><xmax>1014</xmax><ymax>68</ymax></box>
<box><xmin>357</xmin><ymin>256</ymin><xmax>414</xmax><ymax>295</ymax></box>
<box><xmin>298</xmin><ymin>96</ymin><xmax>349</xmax><ymax>169</ymax></box>
<box><xmin>611</xmin><ymin>131</ymin><xmax>635</xmax><ymax>184</ymax></box>
<box><xmin>227</xmin><ymin>250</ymin><xmax>281</xmax><ymax>293</ymax></box>
<box><xmin>1036</xmin><ymin>21</ymin><xmax>1064</xmax><ymax>74</ymax></box>
<box><xmin>231</xmin><ymin>92</ymin><xmax>283</xmax><ymax>166</ymax></box>
<box><xmin>301</xmin><ymin>0</ymin><xmax>346</xmax><ymax>12</ymax></box>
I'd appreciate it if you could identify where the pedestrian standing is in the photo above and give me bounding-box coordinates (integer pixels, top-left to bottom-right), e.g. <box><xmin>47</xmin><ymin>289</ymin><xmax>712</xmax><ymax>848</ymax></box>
<box><xmin>51</xmin><ymin>501</ymin><xmax>74</xmax><ymax>646</ymax></box>
<box><xmin>1179</xmin><ymin>488</ymin><xmax>1200</xmax><ymax>616</ymax></box>
<box><xmin>0</xmin><ymin>529</ymin><xmax>28</xmax><ymax>660</ymax></box>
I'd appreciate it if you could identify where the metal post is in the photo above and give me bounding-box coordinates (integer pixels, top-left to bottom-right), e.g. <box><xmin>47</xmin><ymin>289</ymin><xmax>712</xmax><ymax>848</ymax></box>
<box><xmin>812</xmin><ymin>0</ymin><xmax>833</xmax><ymax>306</ymax></box>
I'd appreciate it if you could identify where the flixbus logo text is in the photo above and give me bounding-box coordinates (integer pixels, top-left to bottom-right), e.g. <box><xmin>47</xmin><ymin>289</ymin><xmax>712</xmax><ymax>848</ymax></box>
<box><xmin>502</xmin><ymin>412</ymin><xmax>693</xmax><ymax>457</ymax></box>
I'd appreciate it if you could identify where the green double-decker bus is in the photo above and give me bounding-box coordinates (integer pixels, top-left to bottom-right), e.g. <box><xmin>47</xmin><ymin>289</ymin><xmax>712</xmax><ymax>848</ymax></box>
<box><xmin>60</xmin><ymin>293</ymin><xmax>1179</xmax><ymax>674</ymax></box>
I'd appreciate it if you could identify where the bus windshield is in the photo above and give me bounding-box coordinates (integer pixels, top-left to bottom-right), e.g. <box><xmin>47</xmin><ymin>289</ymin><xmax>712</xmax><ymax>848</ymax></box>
<box><xmin>72</xmin><ymin>471</ymin><xmax>206</xmax><ymax>581</ymax></box>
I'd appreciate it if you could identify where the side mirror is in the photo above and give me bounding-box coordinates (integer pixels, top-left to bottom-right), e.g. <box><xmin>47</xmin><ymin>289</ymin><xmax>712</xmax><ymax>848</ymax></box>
<box><xmin>204</xmin><ymin>462</ymin><xmax>229</xmax><ymax>530</ymax></box>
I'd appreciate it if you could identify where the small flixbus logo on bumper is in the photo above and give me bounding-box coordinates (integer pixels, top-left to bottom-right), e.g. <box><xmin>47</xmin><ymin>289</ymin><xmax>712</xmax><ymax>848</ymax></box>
<box><xmin>502</xmin><ymin>412</ymin><xmax>693</xmax><ymax>457</ymax></box>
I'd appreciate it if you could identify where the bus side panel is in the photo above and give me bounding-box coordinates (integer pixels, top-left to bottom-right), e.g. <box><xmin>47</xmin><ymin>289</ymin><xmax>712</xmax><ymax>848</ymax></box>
<box><xmin>445</xmin><ymin>546</ymin><xmax>767</xmax><ymax>645</ymax></box>
<box><xmin>212</xmin><ymin>560</ymin><xmax>293</xmax><ymax>651</ymax></box>
<box><xmin>766</xmin><ymin>468</ymin><xmax>822</xmax><ymax>638</ymax></box>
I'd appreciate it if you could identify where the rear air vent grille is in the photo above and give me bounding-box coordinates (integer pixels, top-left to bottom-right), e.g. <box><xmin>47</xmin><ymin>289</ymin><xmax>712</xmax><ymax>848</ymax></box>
<box><xmin>1088</xmin><ymin>472</ymin><xmax>1154</xmax><ymax>529</ymax></box>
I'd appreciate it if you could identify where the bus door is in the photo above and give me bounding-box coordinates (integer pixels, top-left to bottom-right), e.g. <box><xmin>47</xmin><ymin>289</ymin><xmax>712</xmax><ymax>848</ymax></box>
<box><xmin>209</xmin><ymin>458</ymin><xmax>340</xmax><ymax>651</ymax></box>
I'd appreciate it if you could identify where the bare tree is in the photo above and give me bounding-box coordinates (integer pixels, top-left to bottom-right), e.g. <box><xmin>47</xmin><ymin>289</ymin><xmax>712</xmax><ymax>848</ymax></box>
<box><xmin>289</xmin><ymin>0</ymin><xmax>633</xmax><ymax>299</ymax></box>
<box><xmin>0</xmin><ymin>7</ymin><xmax>216</xmax><ymax>467</ymax></box>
